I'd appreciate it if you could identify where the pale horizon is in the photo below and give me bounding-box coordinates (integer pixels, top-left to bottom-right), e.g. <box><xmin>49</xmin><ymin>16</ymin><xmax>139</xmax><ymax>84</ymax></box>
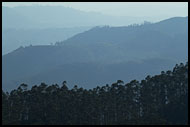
<box><xmin>2</xmin><ymin>2</ymin><xmax>188</xmax><ymax>20</ymax></box>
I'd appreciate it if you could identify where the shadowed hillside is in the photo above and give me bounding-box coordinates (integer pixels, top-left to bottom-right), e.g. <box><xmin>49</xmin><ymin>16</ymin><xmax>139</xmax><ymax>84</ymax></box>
<box><xmin>2</xmin><ymin>62</ymin><xmax>188</xmax><ymax>125</ymax></box>
<box><xmin>2</xmin><ymin>17</ymin><xmax>188</xmax><ymax>91</ymax></box>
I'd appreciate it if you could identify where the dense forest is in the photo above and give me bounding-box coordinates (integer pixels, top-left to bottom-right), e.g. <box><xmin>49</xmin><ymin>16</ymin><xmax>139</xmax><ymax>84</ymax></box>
<box><xmin>2</xmin><ymin>62</ymin><xmax>188</xmax><ymax>125</ymax></box>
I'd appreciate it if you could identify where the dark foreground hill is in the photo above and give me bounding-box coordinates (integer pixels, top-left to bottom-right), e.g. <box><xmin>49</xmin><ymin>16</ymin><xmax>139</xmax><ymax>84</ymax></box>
<box><xmin>2</xmin><ymin>62</ymin><xmax>188</xmax><ymax>125</ymax></box>
<box><xmin>2</xmin><ymin>17</ymin><xmax>188</xmax><ymax>91</ymax></box>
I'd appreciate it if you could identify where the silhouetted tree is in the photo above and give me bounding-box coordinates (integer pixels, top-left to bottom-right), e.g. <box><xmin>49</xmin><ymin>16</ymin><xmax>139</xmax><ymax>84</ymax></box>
<box><xmin>2</xmin><ymin>62</ymin><xmax>188</xmax><ymax>125</ymax></box>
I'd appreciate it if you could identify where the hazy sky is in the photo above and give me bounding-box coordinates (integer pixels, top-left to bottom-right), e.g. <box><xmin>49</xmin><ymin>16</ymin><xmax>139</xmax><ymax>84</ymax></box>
<box><xmin>3</xmin><ymin>2</ymin><xmax>188</xmax><ymax>18</ymax></box>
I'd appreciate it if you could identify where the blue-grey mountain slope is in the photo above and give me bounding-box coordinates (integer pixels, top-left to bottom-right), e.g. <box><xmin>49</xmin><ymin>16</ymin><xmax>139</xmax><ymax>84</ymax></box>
<box><xmin>2</xmin><ymin>27</ymin><xmax>91</xmax><ymax>55</ymax></box>
<box><xmin>2</xmin><ymin>17</ymin><xmax>188</xmax><ymax>91</ymax></box>
<box><xmin>2</xmin><ymin>5</ymin><xmax>148</xmax><ymax>55</ymax></box>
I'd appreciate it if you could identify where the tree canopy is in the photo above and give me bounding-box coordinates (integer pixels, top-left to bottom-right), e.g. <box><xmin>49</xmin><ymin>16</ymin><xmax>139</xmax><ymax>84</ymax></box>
<box><xmin>2</xmin><ymin>62</ymin><xmax>188</xmax><ymax>125</ymax></box>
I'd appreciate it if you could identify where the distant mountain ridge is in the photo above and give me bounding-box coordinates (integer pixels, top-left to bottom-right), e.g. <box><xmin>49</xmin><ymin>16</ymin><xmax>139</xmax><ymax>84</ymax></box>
<box><xmin>2</xmin><ymin>17</ymin><xmax>188</xmax><ymax>91</ymax></box>
<box><xmin>2</xmin><ymin>5</ymin><xmax>155</xmax><ymax>55</ymax></box>
<box><xmin>62</xmin><ymin>16</ymin><xmax>187</xmax><ymax>45</ymax></box>
<box><xmin>2</xmin><ymin>6</ymin><xmax>149</xmax><ymax>29</ymax></box>
<box><xmin>2</xmin><ymin>26</ymin><xmax>91</xmax><ymax>55</ymax></box>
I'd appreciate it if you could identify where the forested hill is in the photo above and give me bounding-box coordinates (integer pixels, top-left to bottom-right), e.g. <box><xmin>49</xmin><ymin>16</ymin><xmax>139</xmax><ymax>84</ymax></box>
<box><xmin>2</xmin><ymin>62</ymin><xmax>188</xmax><ymax>125</ymax></box>
<box><xmin>2</xmin><ymin>17</ymin><xmax>188</xmax><ymax>91</ymax></box>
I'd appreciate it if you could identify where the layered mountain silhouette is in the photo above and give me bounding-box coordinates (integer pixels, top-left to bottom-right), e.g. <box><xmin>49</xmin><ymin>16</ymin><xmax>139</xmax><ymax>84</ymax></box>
<box><xmin>3</xmin><ymin>6</ymin><xmax>148</xmax><ymax>29</ymax></box>
<box><xmin>3</xmin><ymin>5</ymin><xmax>150</xmax><ymax>55</ymax></box>
<box><xmin>2</xmin><ymin>27</ymin><xmax>91</xmax><ymax>55</ymax></box>
<box><xmin>2</xmin><ymin>17</ymin><xmax>188</xmax><ymax>91</ymax></box>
